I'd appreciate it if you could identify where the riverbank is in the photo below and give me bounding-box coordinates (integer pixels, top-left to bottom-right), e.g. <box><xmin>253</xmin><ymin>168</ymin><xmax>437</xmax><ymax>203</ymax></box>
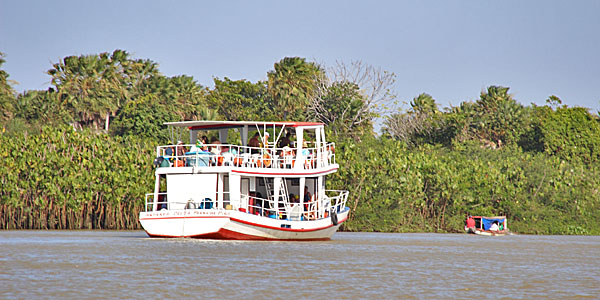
<box><xmin>2</xmin><ymin>127</ymin><xmax>599</xmax><ymax>235</ymax></box>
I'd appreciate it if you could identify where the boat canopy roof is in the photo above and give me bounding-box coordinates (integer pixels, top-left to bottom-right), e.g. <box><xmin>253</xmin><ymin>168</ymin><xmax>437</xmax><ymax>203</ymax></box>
<box><xmin>164</xmin><ymin>120</ymin><xmax>324</xmax><ymax>130</ymax></box>
<box><xmin>473</xmin><ymin>216</ymin><xmax>506</xmax><ymax>220</ymax></box>
<box><xmin>473</xmin><ymin>216</ymin><xmax>507</xmax><ymax>231</ymax></box>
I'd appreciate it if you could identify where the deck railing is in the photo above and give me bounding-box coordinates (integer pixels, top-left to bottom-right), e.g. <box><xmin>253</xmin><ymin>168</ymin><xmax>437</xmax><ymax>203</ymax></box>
<box><xmin>144</xmin><ymin>190</ymin><xmax>348</xmax><ymax>222</ymax></box>
<box><xmin>155</xmin><ymin>143</ymin><xmax>336</xmax><ymax>170</ymax></box>
<box><xmin>326</xmin><ymin>189</ymin><xmax>349</xmax><ymax>214</ymax></box>
<box><xmin>145</xmin><ymin>193</ymin><xmax>228</xmax><ymax>212</ymax></box>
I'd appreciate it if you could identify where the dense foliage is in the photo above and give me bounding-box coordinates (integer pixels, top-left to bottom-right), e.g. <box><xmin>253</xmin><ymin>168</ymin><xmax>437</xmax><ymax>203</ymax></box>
<box><xmin>0</xmin><ymin>126</ymin><xmax>154</xmax><ymax>229</ymax></box>
<box><xmin>332</xmin><ymin>138</ymin><xmax>600</xmax><ymax>234</ymax></box>
<box><xmin>1</xmin><ymin>50</ymin><xmax>599</xmax><ymax>234</ymax></box>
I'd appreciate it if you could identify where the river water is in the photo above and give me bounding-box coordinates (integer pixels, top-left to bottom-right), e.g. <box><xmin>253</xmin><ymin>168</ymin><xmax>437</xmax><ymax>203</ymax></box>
<box><xmin>1</xmin><ymin>231</ymin><xmax>599</xmax><ymax>299</ymax></box>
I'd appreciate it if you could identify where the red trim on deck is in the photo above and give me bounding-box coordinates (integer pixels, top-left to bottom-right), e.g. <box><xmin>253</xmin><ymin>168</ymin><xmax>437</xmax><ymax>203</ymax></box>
<box><xmin>188</xmin><ymin>121</ymin><xmax>323</xmax><ymax>130</ymax></box>
<box><xmin>232</xmin><ymin>167</ymin><xmax>337</xmax><ymax>176</ymax></box>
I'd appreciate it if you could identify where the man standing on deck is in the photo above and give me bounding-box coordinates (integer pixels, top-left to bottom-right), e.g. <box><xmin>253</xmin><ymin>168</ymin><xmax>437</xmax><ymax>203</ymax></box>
<box><xmin>248</xmin><ymin>132</ymin><xmax>260</xmax><ymax>154</ymax></box>
<box><xmin>466</xmin><ymin>215</ymin><xmax>476</xmax><ymax>233</ymax></box>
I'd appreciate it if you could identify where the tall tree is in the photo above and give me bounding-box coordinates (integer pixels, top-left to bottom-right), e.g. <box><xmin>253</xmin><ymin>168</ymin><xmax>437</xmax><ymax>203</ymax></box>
<box><xmin>0</xmin><ymin>52</ymin><xmax>16</xmax><ymax>123</ymax></box>
<box><xmin>410</xmin><ymin>93</ymin><xmax>438</xmax><ymax>115</ymax></box>
<box><xmin>384</xmin><ymin>93</ymin><xmax>444</xmax><ymax>146</ymax></box>
<box><xmin>310</xmin><ymin>61</ymin><xmax>397</xmax><ymax>138</ymax></box>
<box><xmin>47</xmin><ymin>50</ymin><xmax>159</xmax><ymax>130</ymax></box>
<box><xmin>471</xmin><ymin>86</ymin><xmax>526</xmax><ymax>148</ymax></box>
<box><xmin>267</xmin><ymin>57</ymin><xmax>321</xmax><ymax>120</ymax></box>
<box><xmin>309</xmin><ymin>80</ymin><xmax>372</xmax><ymax>137</ymax></box>
<box><xmin>111</xmin><ymin>74</ymin><xmax>210</xmax><ymax>139</ymax></box>
<box><xmin>206</xmin><ymin>77</ymin><xmax>272</xmax><ymax>121</ymax></box>
<box><xmin>325</xmin><ymin>60</ymin><xmax>397</xmax><ymax>121</ymax></box>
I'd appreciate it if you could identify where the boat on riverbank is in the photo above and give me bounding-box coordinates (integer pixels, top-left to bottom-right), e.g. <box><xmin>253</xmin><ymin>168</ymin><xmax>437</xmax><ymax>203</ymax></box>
<box><xmin>139</xmin><ymin>121</ymin><xmax>350</xmax><ymax>240</ymax></box>
<box><xmin>465</xmin><ymin>216</ymin><xmax>509</xmax><ymax>236</ymax></box>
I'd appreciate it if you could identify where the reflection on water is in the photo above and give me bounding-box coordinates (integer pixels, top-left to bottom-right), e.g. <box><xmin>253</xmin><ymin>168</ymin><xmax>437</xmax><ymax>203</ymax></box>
<box><xmin>1</xmin><ymin>231</ymin><xmax>599</xmax><ymax>299</ymax></box>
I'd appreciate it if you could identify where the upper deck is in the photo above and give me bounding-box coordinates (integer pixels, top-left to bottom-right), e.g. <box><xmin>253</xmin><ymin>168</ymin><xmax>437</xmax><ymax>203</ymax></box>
<box><xmin>155</xmin><ymin>120</ymin><xmax>338</xmax><ymax>176</ymax></box>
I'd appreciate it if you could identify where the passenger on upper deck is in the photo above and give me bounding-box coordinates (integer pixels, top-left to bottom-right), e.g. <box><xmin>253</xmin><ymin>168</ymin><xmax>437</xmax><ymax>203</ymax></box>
<box><xmin>200</xmin><ymin>136</ymin><xmax>209</xmax><ymax>151</ymax></box>
<box><xmin>248</xmin><ymin>132</ymin><xmax>260</xmax><ymax>153</ymax></box>
<box><xmin>278</xmin><ymin>132</ymin><xmax>292</xmax><ymax>148</ymax></box>
<box><xmin>210</xmin><ymin>137</ymin><xmax>221</xmax><ymax>155</ymax></box>
<box><xmin>261</xmin><ymin>132</ymin><xmax>270</xmax><ymax>148</ymax></box>
<box><xmin>176</xmin><ymin>141</ymin><xmax>187</xmax><ymax>157</ymax></box>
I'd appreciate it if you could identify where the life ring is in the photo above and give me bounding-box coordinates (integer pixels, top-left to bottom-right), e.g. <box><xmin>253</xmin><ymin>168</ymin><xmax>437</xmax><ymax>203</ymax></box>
<box><xmin>330</xmin><ymin>208</ymin><xmax>338</xmax><ymax>225</ymax></box>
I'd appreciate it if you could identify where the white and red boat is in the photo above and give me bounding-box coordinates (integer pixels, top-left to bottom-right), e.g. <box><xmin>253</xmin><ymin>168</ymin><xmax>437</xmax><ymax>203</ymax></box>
<box><xmin>139</xmin><ymin>121</ymin><xmax>350</xmax><ymax>240</ymax></box>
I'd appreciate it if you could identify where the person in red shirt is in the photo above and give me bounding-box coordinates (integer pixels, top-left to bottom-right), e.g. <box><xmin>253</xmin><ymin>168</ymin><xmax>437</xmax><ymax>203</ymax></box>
<box><xmin>465</xmin><ymin>215</ymin><xmax>476</xmax><ymax>233</ymax></box>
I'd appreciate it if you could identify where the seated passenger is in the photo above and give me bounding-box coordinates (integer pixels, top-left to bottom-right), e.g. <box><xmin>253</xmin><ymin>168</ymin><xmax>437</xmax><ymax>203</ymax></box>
<box><xmin>210</xmin><ymin>138</ymin><xmax>221</xmax><ymax>155</ymax></box>
<box><xmin>278</xmin><ymin>132</ymin><xmax>292</xmax><ymax>148</ymax></box>
<box><xmin>489</xmin><ymin>221</ymin><xmax>500</xmax><ymax>231</ymax></box>
<box><xmin>176</xmin><ymin>141</ymin><xmax>187</xmax><ymax>157</ymax></box>
<box><xmin>200</xmin><ymin>136</ymin><xmax>209</xmax><ymax>151</ymax></box>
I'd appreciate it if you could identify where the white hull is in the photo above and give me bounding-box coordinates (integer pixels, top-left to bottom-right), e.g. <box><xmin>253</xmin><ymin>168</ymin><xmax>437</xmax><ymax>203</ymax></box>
<box><xmin>140</xmin><ymin>208</ymin><xmax>350</xmax><ymax>240</ymax></box>
<box><xmin>465</xmin><ymin>227</ymin><xmax>510</xmax><ymax>236</ymax></box>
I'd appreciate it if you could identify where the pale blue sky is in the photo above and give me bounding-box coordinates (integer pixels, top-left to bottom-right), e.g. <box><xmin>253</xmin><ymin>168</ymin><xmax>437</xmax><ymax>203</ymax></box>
<box><xmin>1</xmin><ymin>0</ymin><xmax>599</xmax><ymax>113</ymax></box>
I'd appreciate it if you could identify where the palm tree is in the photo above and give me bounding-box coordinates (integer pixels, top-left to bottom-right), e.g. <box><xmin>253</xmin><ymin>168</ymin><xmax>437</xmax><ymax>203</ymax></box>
<box><xmin>473</xmin><ymin>86</ymin><xmax>525</xmax><ymax>147</ymax></box>
<box><xmin>267</xmin><ymin>57</ymin><xmax>322</xmax><ymax>120</ymax></box>
<box><xmin>47</xmin><ymin>50</ymin><xmax>159</xmax><ymax>130</ymax></box>
<box><xmin>410</xmin><ymin>93</ymin><xmax>438</xmax><ymax>115</ymax></box>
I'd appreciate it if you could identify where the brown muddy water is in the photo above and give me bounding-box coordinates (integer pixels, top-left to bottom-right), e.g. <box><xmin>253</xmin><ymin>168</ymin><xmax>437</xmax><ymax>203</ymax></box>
<box><xmin>1</xmin><ymin>231</ymin><xmax>599</xmax><ymax>299</ymax></box>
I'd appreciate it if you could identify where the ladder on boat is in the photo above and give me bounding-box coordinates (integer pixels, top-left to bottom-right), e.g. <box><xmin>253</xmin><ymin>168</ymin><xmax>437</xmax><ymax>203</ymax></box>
<box><xmin>264</xmin><ymin>178</ymin><xmax>289</xmax><ymax>214</ymax></box>
<box><xmin>265</xmin><ymin>178</ymin><xmax>289</xmax><ymax>202</ymax></box>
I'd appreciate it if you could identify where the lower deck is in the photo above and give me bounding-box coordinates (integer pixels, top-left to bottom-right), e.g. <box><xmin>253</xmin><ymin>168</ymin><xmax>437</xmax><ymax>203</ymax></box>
<box><xmin>146</xmin><ymin>172</ymin><xmax>348</xmax><ymax>223</ymax></box>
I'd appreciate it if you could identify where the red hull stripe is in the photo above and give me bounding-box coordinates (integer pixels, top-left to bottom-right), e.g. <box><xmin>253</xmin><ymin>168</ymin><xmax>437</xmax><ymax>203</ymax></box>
<box><xmin>229</xmin><ymin>216</ymin><xmax>346</xmax><ymax>232</ymax></box>
<box><xmin>232</xmin><ymin>167</ymin><xmax>337</xmax><ymax>176</ymax></box>
<box><xmin>146</xmin><ymin>228</ymin><xmax>332</xmax><ymax>241</ymax></box>
<box><xmin>139</xmin><ymin>216</ymin><xmax>228</xmax><ymax>221</ymax></box>
<box><xmin>141</xmin><ymin>215</ymin><xmax>348</xmax><ymax>232</ymax></box>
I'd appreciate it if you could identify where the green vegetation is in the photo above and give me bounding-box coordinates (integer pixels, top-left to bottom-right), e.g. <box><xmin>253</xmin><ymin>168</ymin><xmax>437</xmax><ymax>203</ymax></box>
<box><xmin>1</xmin><ymin>50</ymin><xmax>599</xmax><ymax>234</ymax></box>
<box><xmin>0</xmin><ymin>126</ymin><xmax>153</xmax><ymax>229</ymax></box>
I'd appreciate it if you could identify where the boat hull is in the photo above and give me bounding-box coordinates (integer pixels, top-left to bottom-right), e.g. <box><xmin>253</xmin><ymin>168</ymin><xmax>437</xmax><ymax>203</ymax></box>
<box><xmin>465</xmin><ymin>227</ymin><xmax>509</xmax><ymax>236</ymax></box>
<box><xmin>140</xmin><ymin>208</ymin><xmax>350</xmax><ymax>241</ymax></box>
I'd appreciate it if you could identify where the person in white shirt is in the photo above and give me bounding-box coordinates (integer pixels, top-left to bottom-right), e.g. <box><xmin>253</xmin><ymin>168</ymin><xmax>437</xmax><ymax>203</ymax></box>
<box><xmin>489</xmin><ymin>221</ymin><xmax>500</xmax><ymax>231</ymax></box>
